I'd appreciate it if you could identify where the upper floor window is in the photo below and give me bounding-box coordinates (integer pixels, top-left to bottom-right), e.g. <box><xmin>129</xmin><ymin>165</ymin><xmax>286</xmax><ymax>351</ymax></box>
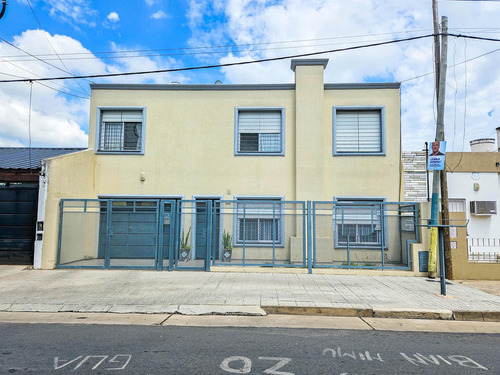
<box><xmin>235</xmin><ymin>108</ymin><xmax>285</xmax><ymax>156</ymax></box>
<box><xmin>97</xmin><ymin>109</ymin><xmax>145</xmax><ymax>154</ymax></box>
<box><xmin>333</xmin><ymin>107</ymin><xmax>385</xmax><ymax>156</ymax></box>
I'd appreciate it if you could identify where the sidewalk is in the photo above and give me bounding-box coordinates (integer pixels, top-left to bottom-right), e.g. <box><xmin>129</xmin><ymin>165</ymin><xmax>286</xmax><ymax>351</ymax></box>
<box><xmin>1</xmin><ymin>266</ymin><xmax>500</xmax><ymax>321</ymax></box>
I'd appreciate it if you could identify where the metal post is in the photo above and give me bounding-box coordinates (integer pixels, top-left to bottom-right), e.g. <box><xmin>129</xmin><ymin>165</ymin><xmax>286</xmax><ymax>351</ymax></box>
<box><xmin>105</xmin><ymin>200</ymin><xmax>111</xmax><ymax>269</ymax></box>
<box><xmin>242</xmin><ymin>203</ymin><xmax>246</xmax><ymax>266</ymax></box>
<box><xmin>439</xmin><ymin>227</ymin><xmax>446</xmax><ymax>295</ymax></box>
<box><xmin>272</xmin><ymin>202</ymin><xmax>276</xmax><ymax>266</ymax></box>
<box><xmin>380</xmin><ymin>203</ymin><xmax>385</xmax><ymax>269</ymax></box>
<box><xmin>425</xmin><ymin>142</ymin><xmax>430</xmax><ymax>202</ymax></box>
<box><xmin>206</xmin><ymin>201</ymin><xmax>212</xmax><ymax>271</ymax></box>
<box><xmin>307</xmin><ymin>201</ymin><xmax>312</xmax><ymax>274</ymax></box>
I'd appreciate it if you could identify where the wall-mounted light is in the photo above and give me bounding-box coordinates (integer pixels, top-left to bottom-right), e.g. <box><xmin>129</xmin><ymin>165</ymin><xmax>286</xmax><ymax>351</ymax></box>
<box><xmin>140</xmin><ymin>172</ymin><xmax>146</xmax><ymax>181</ymax></box>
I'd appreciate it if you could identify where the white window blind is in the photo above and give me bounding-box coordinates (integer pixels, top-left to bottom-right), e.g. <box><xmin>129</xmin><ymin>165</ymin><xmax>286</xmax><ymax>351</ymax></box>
<box><xmin>102</xmin><ymin>111</ymin><xmax>143</xmax><ymax>123</ymax></box>
<box><xmin>335</xmin><ymin>204</ymin><xmax>381</xmax><ymax>229</ymax></box>
<box><xmin>335</xmin><ymin>110</ymin><xmax>382</xmax><ymax>153</ymax></box>
<box><xmin>237</xmin><ymin>200</ymin><xmax>281</xmax><ymax>217</ymax></box>
<box><xmin>237</xmin><ymin>110</ymin><xmax>282</xmax><ymax>153</ymax></box>
<box><xmin>238</xmin><ymin>111</ymin><xmax>281</xmax><ymax>134</ymax></box>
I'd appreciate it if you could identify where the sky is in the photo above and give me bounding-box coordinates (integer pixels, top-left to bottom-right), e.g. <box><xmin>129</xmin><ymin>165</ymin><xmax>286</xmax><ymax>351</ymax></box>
<box><xmin>0</xmin><ymin>0</ymin><xmax>499</xmax><ymax>151</ymax></box>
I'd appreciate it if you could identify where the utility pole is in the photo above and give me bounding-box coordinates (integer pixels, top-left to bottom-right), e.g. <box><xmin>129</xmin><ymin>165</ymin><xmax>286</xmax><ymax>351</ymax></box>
<box><xmin>439</xmin><ymin>19</ymin><xmax>453</xmax><ymax>279</ymax></box>
<box><xmin>428</xmin><ymin>0</ymin><xmax>451</xmax><ymax>278</ymax></box>
<box><xmin>432</xmin><ymin>0</ymin><xmax>440</xmax><ymax>97</ymax></box>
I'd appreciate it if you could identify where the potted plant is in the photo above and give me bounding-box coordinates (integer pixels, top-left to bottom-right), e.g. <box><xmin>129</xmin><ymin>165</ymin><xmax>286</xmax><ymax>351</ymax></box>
<box><xmin>179</xmin><ymin>227</ymin><xmax>191</xmax><ymax>262</ymax></box>
<box><xmin>222</xmin><ymin>230</ymin><xmax>232</xmax><ymax>262</ymax></box>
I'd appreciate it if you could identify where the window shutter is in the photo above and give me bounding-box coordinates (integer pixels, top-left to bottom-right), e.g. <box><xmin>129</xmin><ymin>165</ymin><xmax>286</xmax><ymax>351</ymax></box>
<box><xmin>237</xmin><ymin>201</ymin><xmax>280</xmax><ymax>219</ymax></box>
<box><xmin>238</xmin><ymin>111</ymin><xmax>281</xmax><ymax>134</ymax></box>
<box><xmin>102</xmin><ymin>110</ymin><xmax>143</xmax><ymax>123</ymax></box>
<box><xmin>335</xmin><ymin>204</ymin><xmax>381</xmax><ymax>228</ymax></box>
<box><xmin>336</xmin><ymin>110</ymin><xmax>381</xmax><ymax>152</ymax></box>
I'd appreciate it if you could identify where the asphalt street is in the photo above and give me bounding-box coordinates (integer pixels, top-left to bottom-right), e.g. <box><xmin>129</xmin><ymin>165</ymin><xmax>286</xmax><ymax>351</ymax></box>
<box><xmin>1</xmin><ymin>322</ymin><xmax>498</xmax><ymax>374</ymax></box>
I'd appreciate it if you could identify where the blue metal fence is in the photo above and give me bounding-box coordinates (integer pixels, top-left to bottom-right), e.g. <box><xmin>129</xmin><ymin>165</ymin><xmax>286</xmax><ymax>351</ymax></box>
<box><xmin>312</xmin><ymin>201</ymin><xmax>418</xmax><ymax>270</ymax></box>
<box><xmin>57</xmin><ymin>199</ymin><xmax>417</xmax><ymax>271</ymax></box>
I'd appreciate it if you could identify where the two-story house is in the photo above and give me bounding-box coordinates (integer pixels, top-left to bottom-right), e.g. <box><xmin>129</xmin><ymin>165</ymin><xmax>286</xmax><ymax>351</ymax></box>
<box><xmin>35</xmin><ymin>59</ymin><xmax>414</xmax><ymax>272</ymax></box>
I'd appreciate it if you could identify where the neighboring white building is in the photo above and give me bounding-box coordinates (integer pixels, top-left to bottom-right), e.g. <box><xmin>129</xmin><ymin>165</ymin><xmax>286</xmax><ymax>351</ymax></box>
<box><xmin>403</xmin><ymin>128</ymin><xmax>500</xmax><ymax>279</ymax></box>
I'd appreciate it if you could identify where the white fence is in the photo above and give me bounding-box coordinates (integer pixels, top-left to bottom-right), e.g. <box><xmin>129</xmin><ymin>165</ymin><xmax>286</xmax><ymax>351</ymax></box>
<box><xmin>468</xmin><ymin>238</ymin><xmax>500</xmax><ymax>263</ymax></box>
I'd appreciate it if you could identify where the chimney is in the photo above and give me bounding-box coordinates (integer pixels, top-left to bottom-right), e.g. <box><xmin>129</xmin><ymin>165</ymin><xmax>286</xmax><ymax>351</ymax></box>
<box><xmin>470</xmin><ymin>138</ymin><xmax>495</xmax><ymax>152</ymax></box>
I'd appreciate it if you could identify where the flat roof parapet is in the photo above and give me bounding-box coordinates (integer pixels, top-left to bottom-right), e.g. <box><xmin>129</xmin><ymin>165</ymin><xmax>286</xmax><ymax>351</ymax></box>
<box><xmin>290</xmin><ymin>58</ymin><xmax>329</xmax><ymax>71</ymax></box>
<box><xmin>90</xmin><ymin>82</ymin><xmax>400</xmax><ymax>91</ymax></box>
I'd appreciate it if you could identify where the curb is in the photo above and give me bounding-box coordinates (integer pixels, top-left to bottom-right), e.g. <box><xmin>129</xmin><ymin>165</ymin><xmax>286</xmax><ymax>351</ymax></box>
<box><xmin>263</xmin><ymin>306</ymin><xmax>500</xmax><ymax>322</ymax></box>
<box><xmin>1</xmin><ymin>304</ymin><xmax>500</xmax><ymax>321</ymax></box>
<box><xmin>453</xmin><ymin>311</ymin><xmax>500</xmax><ymax>322</ymax></box>
<box><xmin>262</xmin><ymin>306</ymin><xmax>372</xmax><ymax>317</ymax></box>
<box><xmin>0</xmin><ymin>304</ymin><xmax>267</xmax><ymax>317</ymax></box>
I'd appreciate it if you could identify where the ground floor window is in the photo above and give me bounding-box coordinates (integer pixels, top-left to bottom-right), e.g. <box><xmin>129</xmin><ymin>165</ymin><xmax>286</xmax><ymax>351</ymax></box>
<box><xmin>335</xmin><ymin>198</ymin><xmax>384</xmax><ymax>248</ymax></box>
<box><xmin>235</xmin><ymin>198</ymin><xmax>283</xmax><ymax>246</ymax></box>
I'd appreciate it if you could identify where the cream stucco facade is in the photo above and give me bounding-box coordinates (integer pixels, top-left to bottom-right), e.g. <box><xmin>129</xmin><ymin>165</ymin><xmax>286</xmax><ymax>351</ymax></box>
<box><xmin>36</xmin><ymin>59</ymin><xmax>405</xmax><ymax>270</ymax></box>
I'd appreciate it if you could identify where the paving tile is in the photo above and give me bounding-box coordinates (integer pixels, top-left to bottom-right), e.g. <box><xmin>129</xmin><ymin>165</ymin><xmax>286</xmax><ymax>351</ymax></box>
<box><xmin>8</xmin><ymin>304</ymin><xmax>63</xmax><ymax>313</ymax></box>
<box><xmin>1</xmin><ymin>269</ymin><xmax>499</xmax><ymax>319</ymax></box>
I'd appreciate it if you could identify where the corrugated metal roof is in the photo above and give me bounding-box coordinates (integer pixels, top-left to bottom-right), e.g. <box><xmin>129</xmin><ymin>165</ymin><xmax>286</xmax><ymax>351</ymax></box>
<box><xmin>0</xmin><ymin>148</ymin><xmax>86</xmax><ymax>169</ymax></box>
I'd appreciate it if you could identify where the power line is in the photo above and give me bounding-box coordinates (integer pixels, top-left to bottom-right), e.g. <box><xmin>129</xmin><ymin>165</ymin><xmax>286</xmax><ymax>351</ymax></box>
<box><xmin>0</xmin><ymin>57</ymin><xmax>91</xmax><ymax>98</ymax></box>
<box><xmin>0</xmin><ymin>35</ymin><xmax>92</xmax><ymax>96</ymax></box>
<box><xmin>4</xmin><ymin>28</ymin><xmax>498</xmax><ymax>64</ymax></box>
<box><xmin>0</xmin><ymin>33</ymin><xmax>439</xmax><ymax>83</ymax></box>
<box><xmin>401</xmin><ymin>45</ymin><xmax>500</xmax><ymax>82</ymax></box>
<box><xmin>1</xmin><ymin>29</ymin><xmax>436</xmax><ymax>60</ymax></box>
<box><xmin>0</xmin><ymin>37</ymin><xmax>432</xmax><ymax>63</ymax></box>
<box><xmin>0</xmin><ymin>32</ymin><xmax>497</xmax><ymax>85</ymax></box>
<box><xmin>25</xmin><ymin>0</ymin><xmax>91</xmax><ymax>96</ymax></box>
<box><xmin>35</xmin><ymin>81</ymin><xmax>90</xmax><ymax>99</ymax></box>
<box><xmin>1</xmin><ymin>28</ymin><xmax>497</xmax><ymax>65</ymax></box>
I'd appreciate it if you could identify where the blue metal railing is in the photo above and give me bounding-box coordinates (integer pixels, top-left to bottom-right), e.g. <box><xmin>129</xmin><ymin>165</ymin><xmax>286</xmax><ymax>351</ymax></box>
<box><xmin>56</xmin><ymin>199</ymin><xmax>417</xmax><ymax>271</ymax></box>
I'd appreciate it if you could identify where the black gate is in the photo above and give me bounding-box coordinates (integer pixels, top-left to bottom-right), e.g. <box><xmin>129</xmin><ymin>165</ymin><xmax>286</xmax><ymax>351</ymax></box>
<box><xmin>0</xmin><ymin>184</ymin><xmax>38</xmax><ymax>264</ymax></box>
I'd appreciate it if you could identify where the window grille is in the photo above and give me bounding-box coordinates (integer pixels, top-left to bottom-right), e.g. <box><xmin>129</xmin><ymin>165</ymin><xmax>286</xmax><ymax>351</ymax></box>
<box><xmin>236</xmin><ymin>199</ymin><xmax>282</xmax><ymax>245</ymax></box>
<box><xmin>99</xmin><ymin>110</ymin><xmax>143</xmax><ymax>152</ymax></box>
<box><xmin>335</xmin><ymin>200</ymin><xmax>383</xmax><ymax>247</ymax></box>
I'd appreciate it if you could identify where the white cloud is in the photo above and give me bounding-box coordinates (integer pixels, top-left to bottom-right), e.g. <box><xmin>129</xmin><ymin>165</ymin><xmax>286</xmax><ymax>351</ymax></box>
<box><xmin>151</xmin><ymin>10</ymin><xmax>167</xmax><ymax>20</ymax></box>
<box><xmin>187</xmin><ymin>0</ymin><xmax>500</xmax><ymax>151</ymax></box>
<box><xmin>144</xmin><ymin>0</ymin><xmax>156</xmax><ymax>6</ymax></box>
<box><xmin>107</xmin><ymin>12</ymin><xmax>119</xmax><ymax>23</ymax></box>
<box><xmin>45</xmin><ymin>0</ymin><xmax>97</xmax><ymax>30</ymax></box>
<box><xmin>0</xmin><ymin>30</ymin><xmax>188</xmax><ymax>147</ymax></box>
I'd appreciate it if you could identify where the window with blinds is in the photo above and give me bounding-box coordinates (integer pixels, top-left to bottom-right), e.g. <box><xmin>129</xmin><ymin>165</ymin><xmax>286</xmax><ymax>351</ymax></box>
<box><xmin>236</xmin><ymin>109</ymin><xmax>284</xmax><ymax>155</ymax></box>
<box><xmin>98</xmin><ymin>109</ymin><xmax>144</xmax><ymax>153</ymax></box>
<box><xmin>333</xmin><ymin>108</ymin><xmax>384</xmax><ymax>155</ymax></box>
<box><xmin>235</xmin><ymin>199</ymin><xmax>283</xmax><ymax>245</ymax></box>
<box><xmin>334</xmin><ymin>199</ymin><xmax>384</xmax><ymax>247</ymax></box>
